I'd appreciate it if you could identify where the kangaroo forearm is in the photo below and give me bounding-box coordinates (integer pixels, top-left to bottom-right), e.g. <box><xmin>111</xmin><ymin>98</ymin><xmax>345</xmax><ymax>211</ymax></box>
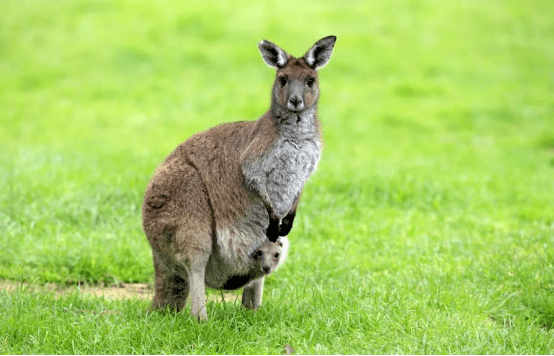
<box><xmin>244</xmin><ymin>175</ymin><xmax>276</xmax><ymax>217</ymax></box>
<box><xmin>279</xmin><ymin>193</ymin><xmax>300</xmax><ymax>236</ymax></box>
<box><xmin>259</xmin><ymin>191</ymin><xmax>280</xmax><ymax>242</ymax></box>
<box><xmin>244</xmin><ymin>175</ymin><xmax>280</xmax><ymax>241</ymax></box>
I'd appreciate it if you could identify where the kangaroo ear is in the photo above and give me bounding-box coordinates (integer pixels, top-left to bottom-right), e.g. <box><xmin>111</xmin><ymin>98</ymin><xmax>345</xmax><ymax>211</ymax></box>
<box><xmin>304</xmin><ymin>35</ymin><xmax>337</xmax><ymax>70</ymax></box>
<box><xmin>258</xmin><ymin>40</ymin><xmax>289</xmax><ymax>69</ymax></box>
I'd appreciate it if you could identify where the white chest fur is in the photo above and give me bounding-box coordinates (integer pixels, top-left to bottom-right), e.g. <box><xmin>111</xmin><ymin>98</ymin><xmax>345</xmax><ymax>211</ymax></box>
<box><xmin>264</xmin><ymin>130</ymin><xmax>321</xmax><ymax>218</ymax></box>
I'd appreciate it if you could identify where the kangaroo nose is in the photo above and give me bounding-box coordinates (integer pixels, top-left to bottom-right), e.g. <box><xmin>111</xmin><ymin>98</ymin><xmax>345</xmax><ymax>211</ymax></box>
<box><xmin>287</xmin><ymin>95</ymin><xmax>304</xmax><ymax>112</ymax></box>
<box><xmin>263</xmin><ymin>266</ymin><xmax>271</xmax><ymax>274</ymax></box>
<box><xmin>289</xmin><ymin>96</ymin><xmax>302</xmax><ymax>107</ymax></box>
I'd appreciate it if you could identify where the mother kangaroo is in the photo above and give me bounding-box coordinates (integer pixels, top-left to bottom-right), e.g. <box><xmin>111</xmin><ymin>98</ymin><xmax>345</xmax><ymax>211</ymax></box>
<box><xmin>142</xmin><ymin>36</ymin><xmax>336</xmax><ymax>320</ymax></box>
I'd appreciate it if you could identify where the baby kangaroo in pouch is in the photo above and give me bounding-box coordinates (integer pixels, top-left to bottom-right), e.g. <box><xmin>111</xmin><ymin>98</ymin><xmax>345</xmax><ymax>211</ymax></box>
<box><xmin>142</xmin><ymin>36</ymin><xmax>336</xmax><ymax>320</ymax></box>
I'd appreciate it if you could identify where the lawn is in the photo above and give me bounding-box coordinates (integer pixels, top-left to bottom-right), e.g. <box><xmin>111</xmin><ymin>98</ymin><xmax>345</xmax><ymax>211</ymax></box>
<box><xmin>1</xmin><ymin>0</ymin><xmax>554</xmax><ymax>354</ymax></box>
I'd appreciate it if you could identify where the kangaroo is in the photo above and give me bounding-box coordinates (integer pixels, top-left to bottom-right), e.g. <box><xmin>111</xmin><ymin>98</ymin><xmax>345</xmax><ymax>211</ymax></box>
<box><xmin>218</xmin><ymin>236</ymin><xmax>289</xmax><ymax>293</ymax></box>
<box><xmin>142</xmin><ymin>36</ymin><xmax>336</xmax><ymax>320</ymax></box>
<box><xmin>238</xmin><ymin>236</ymin><xmax>289</xmax><ymax>309</ymax></box>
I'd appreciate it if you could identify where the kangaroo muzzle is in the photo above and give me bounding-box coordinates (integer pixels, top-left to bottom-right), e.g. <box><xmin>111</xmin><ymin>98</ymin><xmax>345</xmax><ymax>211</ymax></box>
<box><xmin>288</xmin><ymin>95</ymin><xmax>304</xmax><ymax>112</ymax></box>
<box><xmin>287</xmin><ymin>81</ymin><xmax>305</xmax><ymax>112</ymax></box>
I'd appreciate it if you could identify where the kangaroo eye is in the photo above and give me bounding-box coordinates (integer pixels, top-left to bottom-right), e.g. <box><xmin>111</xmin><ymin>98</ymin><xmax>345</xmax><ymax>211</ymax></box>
<box><xmin>274</xmin><ymin>253</ymin><xmax>280</xmax><ymax>258</ymax></box>
<box><xmin>278</xmin><ymin>76</ymin><xmax>287</xmax><ymax>87</ymax></box>
<box><xmin>257</xmin><ymin>250</ymin><xmax>263</xmax><ymax>257</ymax></box>
<box><xmin>306</xmin><ymin>77</ymin><xmax>315</xmax><ymax>87</ymax></box>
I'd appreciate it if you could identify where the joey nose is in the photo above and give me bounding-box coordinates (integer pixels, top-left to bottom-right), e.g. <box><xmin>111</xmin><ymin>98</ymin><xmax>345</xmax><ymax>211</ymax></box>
<box><xmin>263</xmin><ymin>266</ymin><xmax>271</xmax><ymax>274</ymax></box>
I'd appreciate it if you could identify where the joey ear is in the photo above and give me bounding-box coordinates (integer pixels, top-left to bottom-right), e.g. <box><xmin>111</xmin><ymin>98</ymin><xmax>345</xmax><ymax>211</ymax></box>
<box><xmin>258</xmin><ymin>40</ymin><xmax>289</xmax><ymax>69</ymax></box>
<box><xmin>303</xmin><ymin>35</ymin><xmax>337</xmax><ymax>70</ymax></box>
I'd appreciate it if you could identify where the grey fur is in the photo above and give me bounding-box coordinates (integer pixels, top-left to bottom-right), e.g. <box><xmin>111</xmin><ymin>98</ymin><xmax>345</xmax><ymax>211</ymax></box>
<box><xmin>142</xmin><ymin>36</ymin><xmax>336</xmax><ymax>321</ymax></box>
<box><xmin>250</xmin><ymin>107</ymin><xmax>321</xmax><ymax>218</ymax></box>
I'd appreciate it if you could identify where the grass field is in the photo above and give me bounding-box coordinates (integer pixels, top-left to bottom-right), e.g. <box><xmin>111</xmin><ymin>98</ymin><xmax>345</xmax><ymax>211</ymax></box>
<box><xmin>1</xmin><ymin>0</ymin><xmax>554</xmax><ymax>353</ymax></box>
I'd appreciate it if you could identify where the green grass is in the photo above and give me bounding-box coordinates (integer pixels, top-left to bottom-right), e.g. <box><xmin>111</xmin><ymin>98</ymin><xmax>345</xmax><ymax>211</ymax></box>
<box><xmin>1</xmin><ymin>0</ymin><xmax>554</xmax><ymax>353</ymax></box>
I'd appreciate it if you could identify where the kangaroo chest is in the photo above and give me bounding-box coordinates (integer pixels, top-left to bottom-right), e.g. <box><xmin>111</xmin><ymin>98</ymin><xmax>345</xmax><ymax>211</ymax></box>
<box><xmin>264</xmin><ymin>135</ymin><xmax>321</xmax><ymax>218</ymax></box>
<box><xmin>208</xmin><ymin>116</ymin><xmax>322</xmax><ymax>285</ymax></box>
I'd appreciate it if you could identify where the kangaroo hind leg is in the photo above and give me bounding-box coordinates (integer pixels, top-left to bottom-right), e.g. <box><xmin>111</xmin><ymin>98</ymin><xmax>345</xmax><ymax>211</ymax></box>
<box><xmin>175</xmin><ymin>224</ymin><xmax>212</xmax><ymax>321</ymax></box>
<box><xmin>151</xmin><ymin>251</ymin><xmax>189</xmax><ymax>312</ymax></box>
<box><xmin>174</xmin><ymin>169</ymin><xmax>214</xmax><ymax>321</ymax></box>
<box><xmin>242</xmin><ymin>277</ymin><xmax>265</xmax><ymax>310</ymax></box>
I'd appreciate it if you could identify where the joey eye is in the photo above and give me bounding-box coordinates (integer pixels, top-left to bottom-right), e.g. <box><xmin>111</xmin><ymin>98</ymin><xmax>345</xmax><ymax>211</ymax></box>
<box><xmin>306</xmin><ymin>77</ymin><xmax>316</xmax><ymax>87</ymax></box>
<box><xmin>257</xmin><ymin>250</ymin><xmax>263</xmax><ymax>257</ymax></box>
<box><xmin>274</xmin><ymin>253</ymin><xmax>280</xmax><ymax>258</ymax></box>
<box><xmin>278</xmin><ymin>76</ymin><xmax>287</xmax><ymax>87</ymax></box>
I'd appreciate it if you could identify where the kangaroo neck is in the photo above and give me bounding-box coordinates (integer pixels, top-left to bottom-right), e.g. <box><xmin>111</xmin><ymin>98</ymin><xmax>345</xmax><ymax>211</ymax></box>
<box><xmin>269</xmin><ymin>104</ymin><xmax>318</xmax><ymax>140</ymax></box>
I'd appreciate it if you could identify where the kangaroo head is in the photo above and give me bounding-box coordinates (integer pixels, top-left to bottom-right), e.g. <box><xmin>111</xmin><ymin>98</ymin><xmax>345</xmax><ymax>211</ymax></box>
<box><xmin>258</xmin><ymin>36</ymin><xmax>336</xmax><ymax>114</ymax></box>
<box><xmin>255</xmin><ymin>240</ymin><xmax>283</xmax><ymax>275</ymax></box>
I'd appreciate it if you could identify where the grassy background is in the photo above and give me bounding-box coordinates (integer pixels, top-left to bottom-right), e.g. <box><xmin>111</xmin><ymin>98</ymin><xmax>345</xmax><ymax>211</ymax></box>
<box><xmin>1</xmin><ymin>0</ymin><xmax>554</xmax><ymax>353</ymax></box>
